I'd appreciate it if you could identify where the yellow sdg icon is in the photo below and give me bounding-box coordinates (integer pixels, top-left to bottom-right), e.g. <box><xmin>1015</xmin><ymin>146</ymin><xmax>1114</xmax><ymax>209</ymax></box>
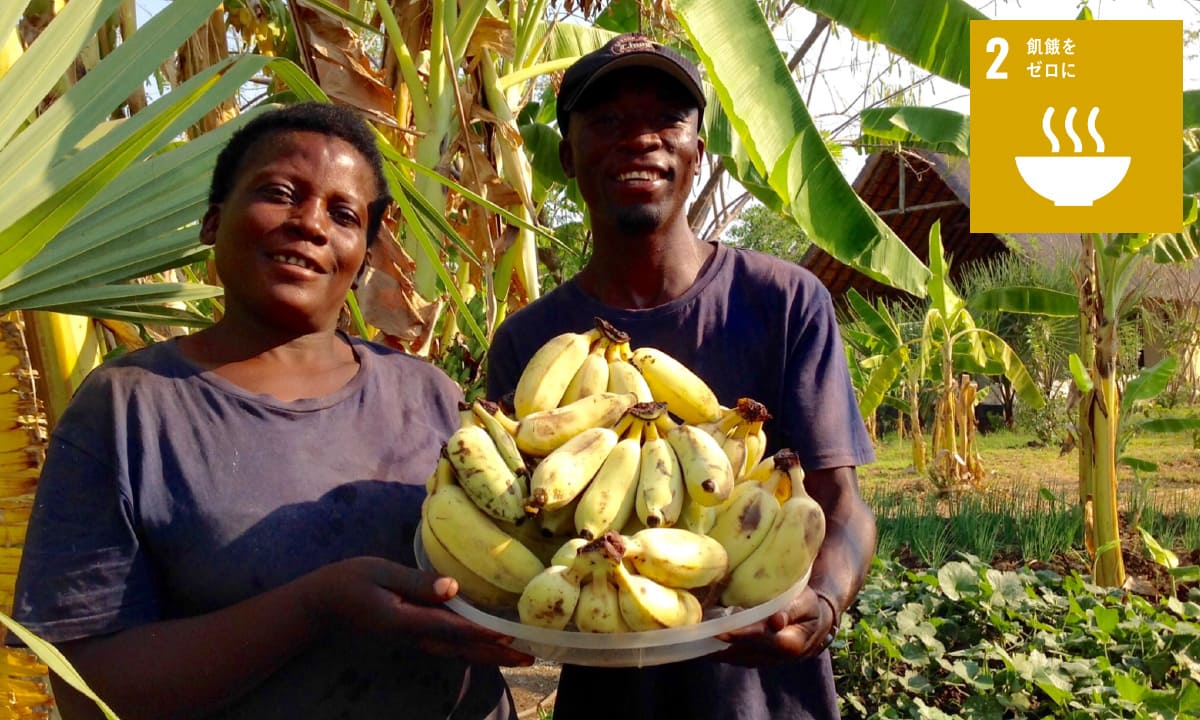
<box><xmin>970</xmin><ymin>20</ymin><xmax>1182</xmax><ymax>233</ymax></box>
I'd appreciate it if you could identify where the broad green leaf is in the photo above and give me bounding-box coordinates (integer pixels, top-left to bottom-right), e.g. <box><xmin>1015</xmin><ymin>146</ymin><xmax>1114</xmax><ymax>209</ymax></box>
<box><xmin>944</xmin><ymin>329</ymin><xmax>1040</xmax><ymax>407</ymax></box>
<box><xmin>1170</xmin><ymin>565</ymin><xmax>1200</xmax><ymax>582</ymax></box>
<box><xmin>859</xmin><ymin>107</ymin><xmax>970</xmax><ymax>157</ymax></box>
<box><xmin>1185</xmin><ymin>151</ymin><xmax>1200</xmax><ymax>195</ymax></box>
<box><xmin>1150</xmin><ymin>221</ymin><xmax>1200</xmax><ymax>264</ymax></box>
<box><xmin>518</xmin><ymin>122</ymin><xmax>568</xmax><ymax>189</ymax></box>
<box><xmin>1185</xmin><ymin>90</ymin><xmax>1200</xmax><ymax>129</ymax></box>
<box><xmin>1136</xmin><ymin>417</ymin><xmax>1200</xmax><ymax>433</ymax></box>
<box><xmin>0</xmin><ymin>612</ymin><xmax>122</xmax><ymax>720</ymax></box>
<box><xmin>1137</xmin><ymin>526</ymin><xmax>1179</xmax><ymax>570</ymax></box>
<box><xmin>846</xmin><ymin>288</ymin><xmax>902</xmax><ymax>348</ymax></box>
<box><xmin>927</xmin><ymin>220</ymin><xmax>962</xmax><ymax>318</ymax></box>
<box><xmin>0</xmin><ymin>71</ymin><xmax>223</xmax><ymax>283</ymax></box>
<box><xmin>968</xmin><ymin>287</ymin><xmax>1078</xmax><ymax>317</ymax></box>
<box><xmin>791</xmin><ymin>0</ymin><xmax>984</xmax><ymax>88</ymax></box>
<box><xmin>0</xmin><ymin>0</ymin><xmax>225</xmax><ymax>216</ymax></box>
<box><xmin>0</xmin><ymin>0</ymin><xmax>124</xmax><ymax>149</ymax></box>
<box><xmin>675</xmin><ymin>0</ymin><xmax>929</xmax><ymax>297</ymax></box>
<box><xmin>1121</xmin><ymin>356</ymin><xmax>1177</xmax><ymax>416</ymax></box>
<box><xmin>1119</xmin><ymin>456</ymin><xmax>1158</xmax><ymax>473</ymax></box>
<box><xmin>1068</xmin><ymin>353</ymin><xmax>1093</xmax><ymax>392</ymax></box>
<box><xmin>860</xmin><ymin>346</ymin><xmax>908</xmax><ymax>418</ymax></box>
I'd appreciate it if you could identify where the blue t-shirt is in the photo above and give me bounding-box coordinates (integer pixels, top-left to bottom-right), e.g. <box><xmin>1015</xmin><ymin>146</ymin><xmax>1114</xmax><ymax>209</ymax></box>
<box><xmin>487</xmin><ymin>243</ymin><xmax>874</xmax><ymax>720</ymax></box>
<box><xmin>12</xmin><ymin>336</ymin><xmax>513</xmax><ymax>719</ymax></box>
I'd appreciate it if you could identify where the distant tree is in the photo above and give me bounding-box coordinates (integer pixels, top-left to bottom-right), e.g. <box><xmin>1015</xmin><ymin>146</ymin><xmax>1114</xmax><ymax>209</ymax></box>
<box><xmin>724</xmin><ymin>203</ymin><xmax>812</xmax><ymax>263</ymax></box>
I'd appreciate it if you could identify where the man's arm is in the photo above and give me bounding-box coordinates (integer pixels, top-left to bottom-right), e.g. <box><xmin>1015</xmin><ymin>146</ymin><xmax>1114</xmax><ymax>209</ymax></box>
<box><xmin>714</xmin><ymin>465</ymin><xmax>875</xmax><ymax>664</ymax></box>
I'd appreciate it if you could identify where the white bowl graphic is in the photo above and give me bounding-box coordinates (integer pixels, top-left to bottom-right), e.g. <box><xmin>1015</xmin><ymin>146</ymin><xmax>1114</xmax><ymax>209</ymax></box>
<box><xmin>1015</xmin><ymin>155</ymin><xmax>1131</xmax><ymax>207</ymax></box>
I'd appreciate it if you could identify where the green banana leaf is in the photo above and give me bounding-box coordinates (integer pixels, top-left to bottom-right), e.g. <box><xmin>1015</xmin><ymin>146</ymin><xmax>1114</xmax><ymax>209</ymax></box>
<box><xmin>967</xmin><ymin>286</ymin><xmax>1079</xmax><ymax>317</ymax></box>
<box><xmin>0</xmin><ymin>0</ymin><xmax>125</xmax><ymax>149</ymax></box>
<box><xmin>1185</xmin><ymin>90</ymin><xmax>1199</xmax><ymax>129</ymax></box>
<box><xmin>859</xmin><ymin>106</ymin><xmax>970</xmax><ymax>157</ymax></box>
<box><xmin>926</xmin><ymin>221</ymin><xmax>963</xmax><ymax>318</ymax></box>
<box><xmin>845</xmin><ymin>288</ymin><xmax>902</xmax><ymax>350</ymax></box>
<box><xmin>1121</xmin><ymin>357</ymin><xmax>1177</xmax><ymax>418</ymax></box>
<box><xmin>976</xmin><ymin>330</ymin><xmax>1042</xmax><ymax>408</ymax></box>
<box><xmin>674</xmin><ymin>0</ymin><xmax>929</xmax><ymax>297</ymax></box>
<box><xmin>860</xmin><ymin>345</ymin><xmax>908</xmax><ymax>419</ymax></box>
<box><xmin>791</xmin><ymin>0</ymin><xmax>984</xmax><ymax>88</ymax></box>
<box><xmin>1185</xmin><ymin>151</ymin><xmax>1199</xmax><ymax>195</ymax></box>
<box><xmin>0</xmin><ymin>0</ymin><xmax>225</xmax><ymax>223</ymax></box>
<box><xmin>0</xmin><ymin>0</ymin><xmax>258</xmax><ymax>321</ymax></box>
<box><xmin>1135</xmin><ymin>417</ymin><xmax>1200</xmax><ymax>434</ymax></box>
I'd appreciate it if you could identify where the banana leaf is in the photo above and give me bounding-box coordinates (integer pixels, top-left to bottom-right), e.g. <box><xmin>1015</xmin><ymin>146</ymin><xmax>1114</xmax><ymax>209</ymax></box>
<box><xmin>1121</xmin><ymin>357</ymin><xmax>1177</xmax><ymax>418</ymax></box>
<box><xmin>860</xmin><ymin>346</ymin><xmax>908</xmax><ymax>419</ymax></box>
<box><xmin>0</xmin><ymin>0</ymin><xmax>225</xmax><ymax>223</ymax></box>
<box><xmin>0</xmin><ymin>0</ymin><xmax>124</xmax><ymax>149</ymax></box>
<box><xmin>791</xmin><ymin>0</ymin><xmax>984</xmax><ymax>88</ymax></box>
<box><xmin>859</xmin><ymin>107</ymin><xmax>970</xmax><ymax>157</ymax></box>
<box><xmin>967</xmin><ymin>286</ymin><xmax>1079</xmax><ymax>317</ymax></box>
<box><xmin>1185</xmin><ymin>90</ymin><xmax>1199</xmax><ymax>129</ymax></box>
<box><xmin>845</xmin><ymin>288</ymin><xmax>902</xmax><ymax>349</ymax></box>
<box><xmin>674</xmin><ymin>0</ymin><xmax>929</xmax><ymax>297</ymax></box>
<box><xmin>1135</xmin><ymin>417</ymin><xmax>1200</xmax><ymax>434</ymax></box>
<box><xmin>1185</xmin><ymin>151</ymin><xmax>1199</xmax><ymax>195</ymax></box>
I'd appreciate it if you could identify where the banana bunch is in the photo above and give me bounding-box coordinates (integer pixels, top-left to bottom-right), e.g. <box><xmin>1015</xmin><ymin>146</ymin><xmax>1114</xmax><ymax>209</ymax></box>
<box><xmin>720</xmin><ymin>450</ymin><xmax>826</xmax><ymax>608</ymax></box>
<box><xmin>420</xmin><ymin>461</ymin><xmax>544</xmax><ymax>609</ymax></box>
<box><xmin>520</xmin><ymin>532</ymin><xmax>709</xmax><ymax>633</ymax></box>
<box><xmin>703</xmin><ymin>398</ymin><xmax>772</xmax><ymax>481</ymax></box>
<box><xmin>417</xmin><ymin>318</ymin><xmax>827</xmax><ymax>632</ymax></box>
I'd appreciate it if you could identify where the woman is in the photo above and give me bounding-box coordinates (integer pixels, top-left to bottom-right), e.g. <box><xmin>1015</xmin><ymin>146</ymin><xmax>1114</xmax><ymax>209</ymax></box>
<box><xmin>10</xmin><ymin>103</ymin><xmax>529</xmax><ymax>719</ymax></box>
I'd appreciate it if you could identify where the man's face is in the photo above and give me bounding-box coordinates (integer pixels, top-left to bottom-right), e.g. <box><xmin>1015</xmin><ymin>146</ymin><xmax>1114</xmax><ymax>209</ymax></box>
<box><xmin>560</xmin><ymin>68</ymin><xmax>704</xmax><ymax>235</ymax></box>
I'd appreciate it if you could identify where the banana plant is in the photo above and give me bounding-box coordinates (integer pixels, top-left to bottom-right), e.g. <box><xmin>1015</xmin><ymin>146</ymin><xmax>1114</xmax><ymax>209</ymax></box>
<box><xmin>912</xmin><ymin>222</ymin><xmax>1044</xmax><ymax>487</ymax></box>
<box><xmin>672</xmin><ymin>0</ymin><xmax>931</xmax><ymax>298</ymax></box>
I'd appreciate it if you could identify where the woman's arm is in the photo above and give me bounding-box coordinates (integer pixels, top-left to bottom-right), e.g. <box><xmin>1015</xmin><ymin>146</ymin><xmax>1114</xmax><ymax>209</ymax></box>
<box><xmin>50</xmin><ymin>558</ymin><xmax>530</xmax><ymax>720</ymax></box>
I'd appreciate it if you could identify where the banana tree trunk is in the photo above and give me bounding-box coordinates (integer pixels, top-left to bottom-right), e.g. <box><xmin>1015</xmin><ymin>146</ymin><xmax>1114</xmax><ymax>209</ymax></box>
<box><xmin>24</xmin><ymin>311</ymin><xmax>103</xmax><ymax>429</ymax></box>
<box><xmin>1079</xmin><ymin>234</ymin><xmax>1125</xmax><ymax>587</ymax></box>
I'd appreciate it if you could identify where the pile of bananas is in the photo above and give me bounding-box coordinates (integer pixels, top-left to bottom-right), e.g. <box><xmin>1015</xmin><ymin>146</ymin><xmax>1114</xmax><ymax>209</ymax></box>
<box><xmin>418</xmin><ymin>319</ymin><xmax>826</xmax><ymax>633</ymax></box>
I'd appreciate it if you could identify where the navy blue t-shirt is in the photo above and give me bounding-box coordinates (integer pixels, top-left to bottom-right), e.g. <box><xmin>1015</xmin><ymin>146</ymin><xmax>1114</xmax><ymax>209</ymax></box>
<box><xmin>12</xmin><ymin>336</ymin><xmax>513</xmax><ymax>719</ymax></box>
<box><xmin>487</xmin><ymin>243</ymin><xmax>875</xmax><ymax>720</ymax></box>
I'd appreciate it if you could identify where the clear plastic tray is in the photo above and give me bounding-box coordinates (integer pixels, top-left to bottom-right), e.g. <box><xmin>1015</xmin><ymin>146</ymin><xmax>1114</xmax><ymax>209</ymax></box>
<box><xmin>414</xmin><ymin>530</ymin><xmax>811</xmax><ymax>667</ymax></box>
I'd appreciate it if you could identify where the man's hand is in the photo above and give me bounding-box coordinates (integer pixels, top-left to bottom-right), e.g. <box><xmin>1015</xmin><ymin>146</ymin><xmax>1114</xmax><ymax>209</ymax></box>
<box><xmin>709</xmin><ymin>586</ymin><xmax>837</xmax><ymax>666</ymax></box>
<box><xmin>301</xmin><ymin>557</ymin><xmax>534</xmax><ymax>667</ymax></box>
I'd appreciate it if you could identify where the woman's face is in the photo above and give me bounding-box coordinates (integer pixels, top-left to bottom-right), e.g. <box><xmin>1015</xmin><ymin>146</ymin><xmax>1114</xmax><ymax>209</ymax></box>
<box><xmin>201</xmin><ymin>130</ymin><xmax>375</xmax><ymax>334</ymax></box>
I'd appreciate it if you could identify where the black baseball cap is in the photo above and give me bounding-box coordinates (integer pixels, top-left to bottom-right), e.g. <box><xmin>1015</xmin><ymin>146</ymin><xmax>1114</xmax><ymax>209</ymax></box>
<box><xmin>556</xmin><ymin>33</ymin><xmax>706</xmax><ymax>133</ymax></box>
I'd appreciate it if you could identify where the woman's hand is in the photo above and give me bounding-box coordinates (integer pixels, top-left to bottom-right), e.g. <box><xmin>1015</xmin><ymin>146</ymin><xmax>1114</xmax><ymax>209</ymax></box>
<box><xmin>709</xmin><ymin>586</ymin><xmax>836</xmax><ymax>667</ymax></box>
<box><xmin>301</xmin><ymin>557</ymin><xmax>534</xmax><ymax>667</ymax></box>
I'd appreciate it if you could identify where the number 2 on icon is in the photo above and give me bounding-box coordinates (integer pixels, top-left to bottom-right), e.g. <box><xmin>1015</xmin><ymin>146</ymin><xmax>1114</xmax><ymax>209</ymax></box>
<box><xmin>985</xmin><ymin>37</ymin><xmax>1009</xmax><ymax>79</ymax></box>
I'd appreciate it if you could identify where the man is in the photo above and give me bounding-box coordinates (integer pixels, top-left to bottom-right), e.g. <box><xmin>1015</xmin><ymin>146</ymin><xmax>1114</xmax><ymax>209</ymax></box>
<box><xmin>486</xmin><ymin>34</ymin><xmax>876</xmax><ymax>720</ymax></box>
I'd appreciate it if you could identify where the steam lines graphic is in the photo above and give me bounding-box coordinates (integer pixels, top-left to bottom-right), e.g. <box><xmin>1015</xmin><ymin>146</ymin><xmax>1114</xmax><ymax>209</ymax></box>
<box><xmin>1040</xmin><ymin>106</ymin><xmax>1105</xmax><ymax>153</ymax></box>
<box><xmin>1016</xmin><ymin>104</ymin><xmax>1130</xmax><ymax>207</ymax></box>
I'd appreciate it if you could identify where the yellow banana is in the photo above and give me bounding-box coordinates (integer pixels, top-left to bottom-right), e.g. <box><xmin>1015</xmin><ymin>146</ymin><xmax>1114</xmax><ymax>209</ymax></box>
<box><xmin>720</xmin><ymin>453</ymin><xmax>826</xmax><ymax>608</ymax></box>
<box><xmin>514</xmin><ymin>391</ymin><xmax>636</xmax><ymax>456</ymax></box>
<box><xmin>426</xmin><ymin>454</ymin><xmax>456</xmax><ymax>494</ymax></box>
<box><xmin>444</xmin><ymin>424</ymin><xmax>528</xmax><ymax>523</ymax></box>
<box><xmin>721</xmin><ymin>432</ymin><xmax>749</xmax><ymax>484</ymax></box>
<box><xmin>622</xmin><ymin>528</ymin><xmax>728</xmax><ymax>589</ymax></box>
<box><xmin>572</xmin><ymin>534</ymin><xmax>630</xmax><ymax>633</ymax></box>
<box><xmin>528</xmin><ymin>426</ymin><xmax>620</xmax><ymax>512</ymax></box>
<box><xmin>550</xmin><ymin>537</ymin><xmax>590</xmax><ymax>567</ymax></box>
<box><xmin>420</xmin><ymin>517</ymin><xmax>520</xmax><ymax>609</ymax></box>
<box><xmin>760</xmin><ymin>449</ymin><xmax>798</xmax><ymax>503</ymax></box>
<box><xmin>634</xmin><ymin>407</ymin><xmax>685</xmax><ymax>528</ymax></box>
<box><xmin>423</xmin><ymin>485</ymin><xmax>544</xmax><ymax>594</ymax></box>
<box><xmin>561</xmin><ymin>340</ymin><xmax>611</xmax><ymax>405</ymax></box>
<box><xmin>517</xmin><ymin>564</ymin><xmax>586</xmax><ymax>630</ymax></box>
<box><xmin>471</xmin><ymin>399</ymin><xmax>528</xmax><ymax>479</ymax></box>
<box><xmin>667</xmin><ymin>424</ymin><xmax>735</xmax><ymax>507</ymax></box>
<box><xmin>630</xmin><ymin>347</ymin><xmax>722</xmax><ymax>425</ymax></box>
<box><xmin>513</xmin><ymin>328</ymin><xmax>601</xmax><ymax>418</ymax></box>
<box><xmin>538</xmin><ymin>497</ymin><xmax>581</xmax><ymax>537</ymax></box>
<box><xmin>574</xmin><ymin>422</ymin><xmax>643</xmax><ymax>540</ymax></box>
<box><xmin>707</xmin><ymin>481</ymin><xmax>781</xmax><ymax>572</ymax></box>
<box><xmin>744</xmin><ymin>425</ymin><xmax>768</xmax><ymax>478</ymax></box>
<box><xmin>678</xmin><ymin>491</ymin><xmax>718</xmax><ymax>534</ymax></box>
<box><xmin>611</xmin><ymin>554</ymin><xmax>700</xmax><ymax>631</ymax></box>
